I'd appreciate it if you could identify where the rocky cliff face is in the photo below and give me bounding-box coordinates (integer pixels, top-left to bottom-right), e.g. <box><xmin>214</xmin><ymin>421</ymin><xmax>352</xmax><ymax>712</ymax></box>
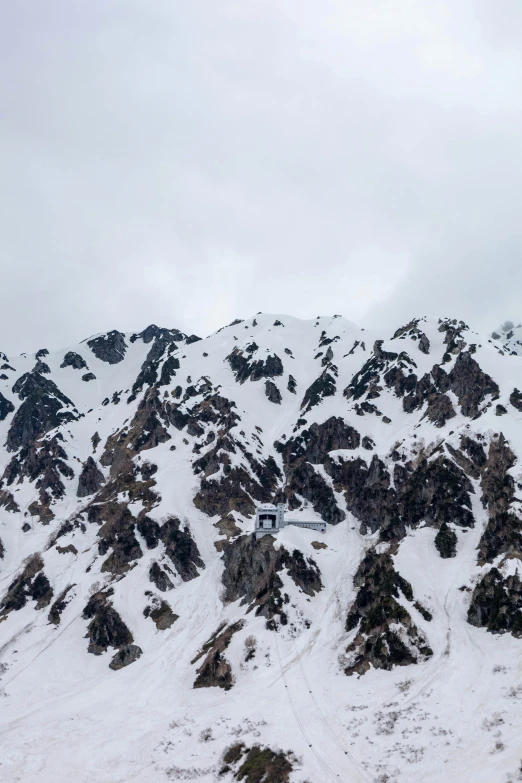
<box><xmin>2</xmin><ymin>313</ymin><xmax>522</xmax><ymax>782</ymax></box>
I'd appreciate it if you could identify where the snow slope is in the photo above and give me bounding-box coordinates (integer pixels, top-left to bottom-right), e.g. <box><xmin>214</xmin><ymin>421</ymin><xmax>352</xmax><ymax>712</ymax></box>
<box><xmin>1</xmin><ymin>314</ymin><xmax>522</xmax><ymax>782</ymax></box>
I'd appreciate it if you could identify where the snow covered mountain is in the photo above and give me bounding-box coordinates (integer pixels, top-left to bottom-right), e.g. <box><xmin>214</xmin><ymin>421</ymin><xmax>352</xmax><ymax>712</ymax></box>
<box><xmin>1</xmin><ymin>313</ymin><xmax>522</xmax><ymax>783</ymax></box>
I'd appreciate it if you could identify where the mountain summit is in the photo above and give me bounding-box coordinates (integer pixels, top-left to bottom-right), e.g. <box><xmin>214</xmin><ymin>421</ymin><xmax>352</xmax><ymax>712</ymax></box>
<box><xmin>1</xmin><ymin>313</ymin><xmax>522</xmax><ymax>782</ymax></box>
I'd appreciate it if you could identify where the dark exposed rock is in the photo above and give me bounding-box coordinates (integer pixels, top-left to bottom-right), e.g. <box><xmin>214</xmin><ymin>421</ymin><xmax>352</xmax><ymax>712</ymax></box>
<box><xmin>265</xmin><ymin>380</ymin><xmax>282</xmax><ymax>404</ymax></box>
<box><xmin>34</xmin><ymin>360</ymin><xmax>50</xmax><ymax>374</ymax></box>
<box><xmin>468</xmin><ymin>567</ymin><xmax>522</xmax><ymax>637</ymax></box>
<box><xmin>109</xmin><ymin>644</ymin><xmax>143</xmax><ymax>670</ymax></box>
<box><xmin>82</xmin><ymin>589</ymin><xmax>133</xmax><ymax>655</ymax></box>
<box><xmin>344</xmin><ymin>550</ymin><xmax>432</xmax><ymax>675</ymax></box>
<box><xmin>0</xmin><ymin>489</ymin><xmax>19</xmax><ymax>512</ymax></box>
<box><xmin>60</xmin><ymin>351</ymin><xmax>88</xmax><ymax>370</ymax></box>
<box><xmin>226</xmin><ymin>348</ymin><xmax>284</xmax><ymax>384</ymax></box>
<box><xmin>434</xmin><ymin>522</ymin><xmax>458</xmax><ymax>558</ymax></box>
<box><xmin>448</xmin><ymin>351</ymin><xmax>499</xmax><ymax>417</ymax></box>
<box><xmin>82</xmin><ymin>372</ymin><xmax>96</xmax><ymax>382</ymax></box>
<box><xmin>287</xmin><ymin>375</ymin><xmax>297</xmax><ymax>394</ymax></box>
<box><xmin>0</xmin><ymin>554</ymin><xmax>53</xmax><ymax>614</ymax></box>
<box><xmin>193</xmin><ymin>621</ymin><xmax>244</xmax><ymax>690</ymax></box>
<box><xmin>101</xmin><ymin>388</ymin><xmax>171</xmax><ymax>474</ymax></box>
<box><xmin>6</xmin><ymin>372</ymin><xmax>77</xmax><ymax>452</ymax></box>
<box><xmin>477</xmin><ymin>435</ymin><xmax>522</xmax><ymax>563</ymax></box>
<box><xmin>132</xmin><ymin>330</ymin><xmax>181</xmax><ymax>393</ymax></box>
<box><xmin>418</xmin><ymin>333</ymin><xmax>430</xmax><ymax>354</ymax></box>
<box><xmin>48</xmin><ymin>584</ymin><xmax>75</xmax><ymax>625</ymax></box>
<box><xmin>35</xmin><ymin>348</ymin><xmax>49</xmax><ymax>358</ymax></box>
<box><xmin>96</xmin><ymin>503</ymin><xmax>143</xmax><ymax>574</ymax></box>
<box><xmin>509</xmin><ymin>388</ymin><xmax>522</xmax><ymax>412</ymax></box>
<box><xmin>0</xmin><ymin>392</ymin><xmax>15</xmax><ymax>421</ymax></box>
<box><xmin>221</xmin><ymin>535</ymin><xmax>321</xmax><ymax>625</ymax></box>
<box><xmin>277</xmin><ymin>417</ymin><xmax>360</xmax><ymax>465</ymax></box>
<box><xmin>137</xmin><ymin>515</ymin><xmax>161</xmax><ymax>548</ymax></box>
<box><xmin>345</xmin><ymin>342</ymin><xmax>414</xmax><ymax>401</ymax></box>
<box><xmin>77</xmin><ymin>457</ymin><xmax>105</xmax><ymax>498</ymax></box>
<box><xmin>149</xmin><ymin>561</ymin><xmax>174</xmax><ymax>592</ymax></box>
<box><xmin>423</xmin><ymin>393</ymin><xmax>456</xmax><ymax>427</ymax></box>
<box><xmin>326</xmin><ymin>452</ymin><xmax>474</xmax><ymax>538</ymax></box>
<box><xmin>2</xmin><ymin>435</ymin><xmax>74</xmax><ymax>522</ymax></box>
<box><xmin>87</xmin><ymin>330</ymin><xmax>127</xmax><ymax>364</ymax></box>
<box><xmin>496</xmin><ymin>404</ymin><xmax>508</xmax><ymax>416</ymax></box>
<box><xmin>144</xmin><ymin>599</ymin><xmax>178</xmax><ymax>630</ymax></box>
<box><xmin>160</xmin><ymin>517</ymin><xmax>204</xmax><ymax>581</ymax></box>
<box><xmin>300</xmin><ymin>369</ymin><xmax>336</xmax><ymax>412</ymax></box>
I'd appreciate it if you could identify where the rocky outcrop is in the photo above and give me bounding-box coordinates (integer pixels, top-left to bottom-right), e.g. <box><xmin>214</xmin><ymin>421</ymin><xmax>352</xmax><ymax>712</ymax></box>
<box><xmin>77</xmin><ymin>456</ymin><xmax>105</xmax><ymax>497</ymax></box>
<box><xmin>144</xmin><ymin>599</ymin><xmax>178</xmax><ymax>630</ymax></box>
<box><xmin>221</xmin><ymin>535</ymin><xmax>321</xmax><ymax>627</ymax></box>
<box><xmin>101</xmin><ymin>388</ymin><xmax>171</xmax><ymax>474</ymax></box>
<box><xmin>447</xmin><ymin>351</ymin><xmax>499</xmax><ymax>417</ymax></box>
<box><xmin>82</xmin><ymin>589</ymin><xmax>134</xmax><ymax>655</ymax></box>
<box><xmin>509</xmin><ymin>388</ymin><xmax>522</xmax><ymax>412</ymax></box>
<box><xmin>277</xmin><ymin>417</ymin><xmax>360</xmax><ymax>464</ymax></box>
<box><xmin>48</xmin><ymin>585</ymin><xmax>75</xmax><ymax>625</ymax></box>
<box><xmin>60</xmin><ymin>351</ymin><xmax>88</xmax><ymax>370</ymax></box>
<box><xmin>159</xmin><ymin>517</ymin><xmax>204</xmax><ymax>581</ymax></box>
<box><xmin>300</xmin><ymin>369</ymin><xmax>337</xmax><ymax>412</ymax></box>
<box><xmin>193</xmin><ymin>621</ymin><xmax>244</xmax><ymax>690</ymax></box>
<box><xmin>6</xmin><ymin>372</ymin><xmax>77</xmax><ymax>452</ymax></box>
<box><xmin>226</xmin><ymin>347</ymin><xmax>284</xmax><ymax>384</ymax></box>
<box><xmin>265</xmin><ymin>380</ymin><xmax>282</xmax><ymax>404</ymax></box>
<box><xmin>0</xmin><ymin>391</ymin><xmax>14</xmax><ymax>421</ymax></box>
<box><xmin>149</xmin><ymin>561</ymin><xmax>174</xmax><ymax>591</ymax></box>
<box><xmin>344</xmin><ymin>550</ymin><xmax>432</xmax><ymax>675</ymax></box>
<box><xmin>468</xmin><ymin>568</ymin><xmax>522</xmax><ymax>637</ymax></box>
<box><xmin>109</xmin><ymin>644</ymin><xmax>143</xmax><ymax>670</ymax></box>
<box><xmin>2</xmin><ymin>435</ymin><xmax>74</xmax><ymax>523</ymax></box>
<box><xmin>326</xmin><ymin>452</ymin><xmax>474</xmax><ymax>538</ymax></box>
<box><xmin>476</xmin><ymin>435</ymin><xmax>522</xmax><ymax>563</ymax></box>
<box><xmin>0</xmin><ymin>554</ymin><xmax>53</xmax><ymax>614</ymax></box>
<box><xmin>434</xmin><ymin>522</ymin><xmax>458</xmax><ymax>558</ymax></box>
<box><xmin>132</xmin><ymin>328</ymin><xmax>182</xmax><ymax>393</ymax></box>
<box><xmin>87</xmin><ymin>330</ymin><xmax>127</xmax><ymax>364</ymax></box>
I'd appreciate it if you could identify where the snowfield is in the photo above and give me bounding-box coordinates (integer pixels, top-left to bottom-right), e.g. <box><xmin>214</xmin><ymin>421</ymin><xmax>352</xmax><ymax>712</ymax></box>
<box><xmin>1</xmin><ymin>313</ymin><xmax>522</xmax><ymax>782</ymax></box>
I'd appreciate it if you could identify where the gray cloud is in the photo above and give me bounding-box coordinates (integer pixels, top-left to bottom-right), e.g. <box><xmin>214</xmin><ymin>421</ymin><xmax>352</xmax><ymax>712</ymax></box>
<box><xmin>1</xmin><ymin>1</ymin><xmax>521</xmax><ymax>352</ymax></box>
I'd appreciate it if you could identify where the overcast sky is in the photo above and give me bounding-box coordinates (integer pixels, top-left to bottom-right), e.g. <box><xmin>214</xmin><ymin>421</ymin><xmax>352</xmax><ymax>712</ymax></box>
<box><xmin>1</xmin><ymin>1</ymin><xmax>522</xmax><ymax>353</ymax></box>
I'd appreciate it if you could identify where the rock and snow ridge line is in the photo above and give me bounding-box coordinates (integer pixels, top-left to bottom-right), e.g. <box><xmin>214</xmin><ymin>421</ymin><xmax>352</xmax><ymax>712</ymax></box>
<box><xmin>0</xmin><ymin>313</ymin><xmax>522</xmax><ymax>782</ymax></box>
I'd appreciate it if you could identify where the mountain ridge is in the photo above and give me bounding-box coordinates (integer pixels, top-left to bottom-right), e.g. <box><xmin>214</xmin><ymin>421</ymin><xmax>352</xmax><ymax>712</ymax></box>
<box><xmin>1</xmin><ymin>312</ymin><xmax>522</xmax><ymax>782</ymax></box>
